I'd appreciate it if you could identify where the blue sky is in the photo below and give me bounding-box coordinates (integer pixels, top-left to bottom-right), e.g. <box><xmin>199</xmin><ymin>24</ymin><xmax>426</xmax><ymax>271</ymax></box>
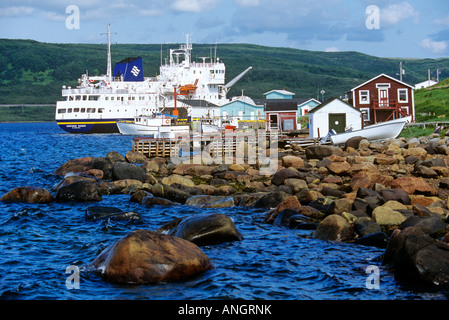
<box><xmin>0</xmin><ymin>0</ymin><xmax>448</xmax><ymax>59</ymax></box>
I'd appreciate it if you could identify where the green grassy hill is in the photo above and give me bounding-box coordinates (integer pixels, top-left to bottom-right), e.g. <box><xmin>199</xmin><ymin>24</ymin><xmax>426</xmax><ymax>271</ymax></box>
<box><xmin>414</xmin><ymin>78</ymin><xmax>449</xmax><ymax>122</ymax></box>
<box><xmin>2</xmin><ymin>39</ymin><xmax>449</xmax><ymax>106</ymax></box>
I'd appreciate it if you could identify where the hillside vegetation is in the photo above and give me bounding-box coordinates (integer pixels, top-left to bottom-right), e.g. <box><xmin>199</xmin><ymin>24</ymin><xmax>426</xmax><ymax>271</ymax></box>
<box><xmin>2</xmin><ymin>39</ymin><xmax>449</xmax><ymax>106</ymax></box>
<box><xmin>414</xmin><ymin>78</ymin><xmax>449</xmax><ymax>122</ymax></box>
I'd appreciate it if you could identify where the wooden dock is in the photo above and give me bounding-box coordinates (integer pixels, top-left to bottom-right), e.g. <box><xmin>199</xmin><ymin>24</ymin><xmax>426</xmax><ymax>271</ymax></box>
<box><xmin>132</xmin><ymin>131</ymin><xmax>326</xmax><ymax>159</ymax></box>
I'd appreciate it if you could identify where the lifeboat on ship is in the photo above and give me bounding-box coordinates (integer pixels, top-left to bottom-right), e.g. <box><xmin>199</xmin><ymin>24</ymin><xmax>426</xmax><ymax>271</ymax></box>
<box><xmin>178</xmin><ymin>79</ymin><xmax>198</xmax><ymax>95</ymax></box>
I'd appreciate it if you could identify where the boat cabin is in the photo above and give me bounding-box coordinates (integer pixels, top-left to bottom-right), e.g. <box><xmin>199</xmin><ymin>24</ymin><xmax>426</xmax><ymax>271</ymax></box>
<box><xmin>348</xmin><ymin>73</ymin><xmax>415</xmax><ymax>125</ymax></box>
<box><xmin>264</xmin><ymin>101</ymin><xmax>298</xmax><ymax>132</ymax></box>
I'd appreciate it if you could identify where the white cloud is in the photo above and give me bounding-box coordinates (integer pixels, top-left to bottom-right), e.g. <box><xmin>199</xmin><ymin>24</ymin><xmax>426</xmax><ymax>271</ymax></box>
<box><xmin>42</xmin><ymin>11</ymin><xmax>66</xmax><ymax>22</ymax></box>
<box><xmin>381</xmin><ymin>2</ymin><xmax>419</xmax><ymax>26</ymax></box>
<box><xmin>419</xmin><ymin>38</ymin><xmax>448</xmax><ymax>54</ymax></box>
<box><xmin>434</xmin><ymin>14</ymin><xmax>449</xmax><ymax>26</ymax></box>
<box><xmin>0</xmin><ymin>6</ymin><xmax>34</xmax><ymax>17</ymax></box>
<box><xmin>171</xmin><ymin>0</ymin><xmax>219</xmax><ymax>13</ymax></box>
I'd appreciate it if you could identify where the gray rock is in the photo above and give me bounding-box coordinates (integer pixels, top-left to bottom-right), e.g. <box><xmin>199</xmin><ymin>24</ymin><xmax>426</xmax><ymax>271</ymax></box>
<box><xmin>112</xmin><ymin>162</ymin><xmax>146</xmax><ymax>182</ymax></box>
<box><xmin>168</xmin><ymin>213</ymin><xmax>244</xmax><ymax>246</ymax></box>
<box><xmin>354</xmin><ymin>217</ymin><xmax>382</xmax><ymax>237</ymax></box>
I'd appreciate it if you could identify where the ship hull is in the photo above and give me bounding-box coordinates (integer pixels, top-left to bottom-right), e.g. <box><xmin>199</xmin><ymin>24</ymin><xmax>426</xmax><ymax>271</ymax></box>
<box><xmin>56</xmin><ymin>118</ymin><xmax>132</xmax><ymax>134</ymax></box>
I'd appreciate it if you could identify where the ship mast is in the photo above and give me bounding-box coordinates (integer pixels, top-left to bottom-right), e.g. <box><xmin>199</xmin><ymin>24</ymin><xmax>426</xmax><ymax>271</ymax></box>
<box><xmin>101</xmin><ymin>24</ymin><xmax>116</xmax><ymax>82</ymax></box>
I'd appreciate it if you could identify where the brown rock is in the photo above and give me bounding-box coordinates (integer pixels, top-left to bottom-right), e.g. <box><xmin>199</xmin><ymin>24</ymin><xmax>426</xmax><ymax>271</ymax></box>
<box><xmin>125</xmin><ymin>151</ymin><xmax>148</xmax><ymax>164</ymax></box>
<box><xmin>314</xmin><ymin>214</ymin><xmax>353</xmax><ymax>241</ymax></box>
<box><xmin>327</xmin><ymin>161</ymin><xmax>351</xmax><ymax>176</ymax></box>
<box><xmin>281</xmin><ymin>155</ymin><xmax>304</xmax><ymax>168</ymax></box>
<box><xmin>172</xmin><ymin>164</ymin><xmax>201</xmax><ymax>175</ymax></box>
<box><xmin>54</xmin><ymin>157</ymin><xmax>95</xmax><ymax>176</ymax></box>
<box><xmin>322</xmin><ymin>176</ymin><xmax>343</xmax><ymax>184</ymax></box>
<box><xmin>391</xmin><ymin>177</ymin><xmax>437</xmax><ymax>195</ymax></box>
<box><xmin>349</xmin><ymin>171</ymin><xmax>380</xmax><ymax>191</ymax></box>
<box><xmin>90</xmin><ymin>230</ymin><xmax>212</xmax><ymax>284</ymax></box>
<box><xmin>331</xmin><ymin>198</ymin><xmax>353</xmax><ymax>214</ymax></box>
<box><xmin>265</xmin><ymin>195</ymin><xmax>301</xmax><ymax>223</ymax></box>
<box><xmin>142</xmin><ymin>160</ymin><xmax>160</xmax><ymax>173</ymax></box>
<box><xmin>349</xmin><ymin>162</ymin><xmax>379</xmax><ymax>176</ymax></box>
<box><xmin>184</xmin><ymin>165</ymin><xmax>217</xmax><ymax>176</ymax></box>
<box><xmin>374</xmin><ymin>154</ymin><xmax>398</xmax><ymax>165</ymax></box>
<box><xmin>1</xmin><ymin>186</ymin><xmax>54</xmax><ymax>204</ymax></box>
<box><xmin>403</xmin><ymin>147</ymin><xmax>427</xmax><ymax>160</ymax></box>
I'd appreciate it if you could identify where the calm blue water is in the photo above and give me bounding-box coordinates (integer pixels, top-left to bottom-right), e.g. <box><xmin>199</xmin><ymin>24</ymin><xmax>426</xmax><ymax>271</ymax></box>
<box><xmin>0</xmin><ymin>122</ymin><xmax>447</xmax><ymax>300</ymax></box>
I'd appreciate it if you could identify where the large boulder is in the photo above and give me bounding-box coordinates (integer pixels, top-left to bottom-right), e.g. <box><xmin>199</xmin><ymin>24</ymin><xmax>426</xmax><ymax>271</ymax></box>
<box><xmin>314</xmin><ymin>214</ymin><xmax>353</xmax><ymax>242</ymax></box>
<box><xmin>383</xmin><ymin>227</ymin><xmax>449</xmax><ymax>287</ymax></box>
<box><xmin>1</xmin><ymin>186</ymin><xmax>54</xmax><ymax>204</ymax></box>
<box><xmin>165</xmin><ymin>213</ymin><xmax>244</xmax><ymax>246</ymax></box>
<box><xmin>54</xmin><ymin>157</ymin><xmax>95</xmax><ymax>176</ymax></box>
<box><xmin>112</xmin><ymin>162</ymin><xmax>146</xmax><ymax>182</ymax></box>
<box><xmin>54</xmin><ymin>175</ymin><xmax>98</xmax><ymax>191</ymax></box>
<box><xmin>89</xmin><ymin>229</ymin><xmax>212</xmax><ymax>284</ymax></box>
<box><xmin>55</xmin><ymin>180</ymin><xmax>102</xmax><ymax>202</ymax></box>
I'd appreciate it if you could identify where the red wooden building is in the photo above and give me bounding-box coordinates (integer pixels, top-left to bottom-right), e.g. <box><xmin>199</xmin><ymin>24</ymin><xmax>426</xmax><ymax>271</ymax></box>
<box><xmin>348</xmin><ymin>73</ymin><xmax>415</xmax><ymax>125</ymax></box>
<box><xmin>264</xmin><ymin>101</ymin><xmax>298</xmax><ymax>132</ymax></box>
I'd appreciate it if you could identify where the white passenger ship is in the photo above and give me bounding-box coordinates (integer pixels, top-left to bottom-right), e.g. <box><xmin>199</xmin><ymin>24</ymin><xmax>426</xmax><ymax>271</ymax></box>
<box><xmin>55</xmin><ymin>25</ymin><xmax>251</xmax><ymax>133</ymax></box>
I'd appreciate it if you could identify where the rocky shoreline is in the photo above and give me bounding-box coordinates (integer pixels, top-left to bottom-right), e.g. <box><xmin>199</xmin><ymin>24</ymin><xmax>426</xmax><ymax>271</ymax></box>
<box><xmin>2</xmin><ymin>135</ymin><xmax>449</xmax><ymax>287</ymax></box>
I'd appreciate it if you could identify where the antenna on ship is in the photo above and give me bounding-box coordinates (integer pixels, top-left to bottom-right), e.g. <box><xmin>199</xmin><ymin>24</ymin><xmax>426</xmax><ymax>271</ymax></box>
<box><xmin>101</xmin><ymin>24</ymin><xmax>116</xmax><ymax>82</ymax></box>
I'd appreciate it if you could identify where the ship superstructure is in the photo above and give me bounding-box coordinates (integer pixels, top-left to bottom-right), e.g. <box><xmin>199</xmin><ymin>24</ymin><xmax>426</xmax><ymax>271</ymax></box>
<box><xmin>55</xmin><ymin>25</ymin><xmax>251</xmax><ymax>133</ymax></box>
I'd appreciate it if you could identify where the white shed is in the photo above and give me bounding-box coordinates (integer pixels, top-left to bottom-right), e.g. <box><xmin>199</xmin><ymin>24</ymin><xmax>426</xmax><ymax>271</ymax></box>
<box><xmin>308</xmin><ymin>98</ymin><xmax>362</xmax><ymax>139</ymax></box>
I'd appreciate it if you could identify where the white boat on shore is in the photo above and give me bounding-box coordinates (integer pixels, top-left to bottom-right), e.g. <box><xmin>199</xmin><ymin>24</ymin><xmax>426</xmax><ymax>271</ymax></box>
<box><xmin>117</xmin><ymin>114</ymin><xmax>190</xmax><ymax>138</ymax></box>
<box><xmin>330</xmin><ymin>116</ymin><xmax>411</xmax><ymax>145</ymax></box>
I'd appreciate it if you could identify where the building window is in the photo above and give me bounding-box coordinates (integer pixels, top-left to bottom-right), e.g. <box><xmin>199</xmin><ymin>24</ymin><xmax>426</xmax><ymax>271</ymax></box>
<box><xmin>360</xmin><ymin>108</ymin><xmax>370</xmax><ymax>122</ymax></box>
<box><xmin>359</xmin><ymin>90</ymin><xmax>370</xmax><ymax>104</ymax></box>
<box><xmin>398</xmin><ymin>89</ymin><xmax>408</xmax><ymax>103</ymax></box>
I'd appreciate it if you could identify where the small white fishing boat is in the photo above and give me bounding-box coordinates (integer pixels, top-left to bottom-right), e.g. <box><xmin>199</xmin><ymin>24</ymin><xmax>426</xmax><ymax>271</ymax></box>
<box><xmin>117</xmin><ymin>114</ymin><xmax>190</xmax><ymax>138</ymax></box>
<box><xmin>330</xmin><ymin>116</ymin><xmax>411</xmax><ymax>145</ymax></box>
